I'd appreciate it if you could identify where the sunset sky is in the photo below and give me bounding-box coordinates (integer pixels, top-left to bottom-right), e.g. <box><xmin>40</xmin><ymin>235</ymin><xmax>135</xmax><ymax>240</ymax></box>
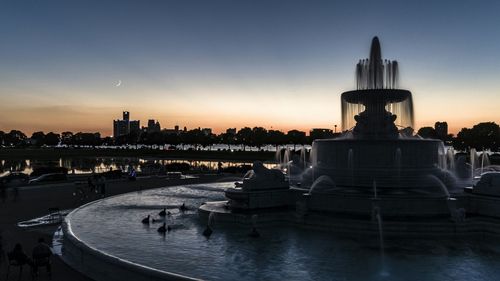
<box><xmin>0</xmin><ymin>0</ymin><xmax>499</xmax><ymax>136</ymax></box>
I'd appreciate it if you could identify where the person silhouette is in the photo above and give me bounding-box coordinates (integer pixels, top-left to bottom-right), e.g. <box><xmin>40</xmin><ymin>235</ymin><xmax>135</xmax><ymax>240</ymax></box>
<box><xmin>9</xmin><ymin>243</ymin><xmax>34</xmax><ymax>269</ymax></box>
<box><xmin>32</xmin><ymin>238</ymin><xmax>52</xmax><ymax>277</ymax></box>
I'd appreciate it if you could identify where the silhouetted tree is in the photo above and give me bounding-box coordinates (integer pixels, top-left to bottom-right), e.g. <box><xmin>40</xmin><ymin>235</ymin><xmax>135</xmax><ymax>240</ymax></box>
<box><xmin>45</xmin><ymin>132</ymin><xmax>60</xmax><ymax>146</ymax></box>
<box><xmin>455</xmin><ymin>122</ymin><xmax>499</xmax><ymax>151</ymax></box>
<box><xmin>73</xmin><ymin>132</ymin><xmax>101</xmax><ymax>147</ymax></box>
<box><xmin>101</xmin><ymin>136</ymin><xmax>114</xmax><ymax>146</ymax></box>
<box><xmin>139</xmin><ymin>131</ymin><xmax>164</xmax><ymax>146</ymax></box>
<box><xmin>417</xmin><ymin>127</ymin><xmax>437</xmax><ymax>139</ymax></box>
<box><xmin>251</xmin><ymin>127</ymin><xmax>268</xmax><ymax>149</ymax></box>
<box><xmin>164</xmin><ymin>132</ymin><xmax>181</xmax><ymax>148</ymax></box>
<box><xmin>219</xmin><ymin>132</ymin><xmax>236</xmax><ymax>150</ymax></box>
<box><xmin>267</xmin><ymin>130</ymin><xmax>286</xmax><ymax>149</ymax></box>
<box><xmin>31</xmin><ymin>131</ymin><xmax>46</xmax><ymax>146</ymax></box>
<box><xmin>61</xmin><ymin>131</ymin><xmax>74</xmax><ymax>145</ymax></box>
<box><xmin>236</xmin><ymin>127</ymin><xmax>253</xmax><ymax>151</ymax></box>
<box><xmin>287</xmin><ymin>130</ymin><xmax>307</xmax><ymax>150</ymax></box>
<box><xmin>4</xmin><ymin>130</ymin><xmax>27</xmax><ymax>146</ymax></box>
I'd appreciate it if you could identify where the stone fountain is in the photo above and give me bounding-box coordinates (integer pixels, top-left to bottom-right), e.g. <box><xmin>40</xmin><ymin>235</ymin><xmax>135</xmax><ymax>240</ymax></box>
<box><xmin>222</xmin><ymin>36</ymin><xmax>457</xmax><ymax>218</ymax></box>
<box><xmin>312</xmin><ymin>37</ymin><xmax>452</xmax><ymax>192</ymax></box>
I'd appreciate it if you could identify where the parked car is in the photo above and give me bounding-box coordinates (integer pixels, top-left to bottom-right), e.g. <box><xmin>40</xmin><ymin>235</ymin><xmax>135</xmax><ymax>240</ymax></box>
<box><xmin>29</xmin><ymin>173</ymin><xmax>67</xmax><ymax>184</ymax></box>
<box><xmin>0</xmin><ymin>172</ymin><xmax>29</xmax><ymax>188</ymax></box>
<box><xmin>30</xmin><ymin>167</ymin><xmax>68</xmax><ymax>178</ymax></box>
<box><xmin>101</xmin><ymin>169</ymin><xmax>123</xmax><ymax>179</ymax></box>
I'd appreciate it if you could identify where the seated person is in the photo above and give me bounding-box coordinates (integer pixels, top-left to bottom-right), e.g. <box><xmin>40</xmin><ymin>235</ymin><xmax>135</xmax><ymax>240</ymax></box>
<box><xmin>32</xmin><ymin>238</ymin><xmax>52</xmax><ymax>276</ymax></box>
<box><xmin>9</xmin><ymin>243</ymin><xmax>33</xmax><ymax>267</ymax></box>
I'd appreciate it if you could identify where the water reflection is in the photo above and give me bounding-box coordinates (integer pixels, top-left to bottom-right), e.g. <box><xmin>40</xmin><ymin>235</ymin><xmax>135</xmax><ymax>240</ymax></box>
<box><xmin>0</xmin><ymin>157</ymin><xmax>274</xmax><ymax>175</ymax></box>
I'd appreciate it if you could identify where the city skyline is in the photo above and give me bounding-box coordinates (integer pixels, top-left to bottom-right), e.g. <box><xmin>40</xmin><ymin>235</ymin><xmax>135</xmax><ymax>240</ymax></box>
<box><xmin>1</xmin><ymin>0</ymin><xmax>499</xmax><ymax>136</ymax></box>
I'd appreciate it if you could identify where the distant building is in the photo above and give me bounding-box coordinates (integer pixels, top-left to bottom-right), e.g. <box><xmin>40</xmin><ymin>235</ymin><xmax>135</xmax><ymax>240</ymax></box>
<box><xmin>163</xmin><ymin>125</ymin><xmax>182</xmax><ymax>135</ymax></box>
<box><xmin>146</xmin><ymin>119</ymin><xmax>161</xmax><ymax>133</ymax></box>
<box><xmin>435</xmin><ymin>122</ymin><xmax>448</xmax><ymax>139</ymax></box>
<box><xmin>201</xmin><ymin>128</ymin><xmax>212</xmax><ymax>136</ymax></box>
<box><xmin>310</xmin><ymin>128</ymin><xmax>334</xmax><ymax>140</ymax></box>
<box><xmin>113</xmin><ymin>111</ymin><xmax>141</xmax><ymax>138</ymax></box>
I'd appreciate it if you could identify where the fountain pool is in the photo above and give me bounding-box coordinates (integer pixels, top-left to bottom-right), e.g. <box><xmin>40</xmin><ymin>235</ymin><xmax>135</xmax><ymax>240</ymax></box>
<box><xmin>62</xmin><ymin>182</ymin><xmax>500</xmax><ymax>281</ymax></box>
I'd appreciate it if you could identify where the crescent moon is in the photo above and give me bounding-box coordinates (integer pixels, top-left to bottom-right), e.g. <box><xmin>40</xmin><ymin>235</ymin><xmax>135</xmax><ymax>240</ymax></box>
<box><xmin>116</xmin><ymin>80</ymin><xmax>122</xmax><ymax>87</ymax></box>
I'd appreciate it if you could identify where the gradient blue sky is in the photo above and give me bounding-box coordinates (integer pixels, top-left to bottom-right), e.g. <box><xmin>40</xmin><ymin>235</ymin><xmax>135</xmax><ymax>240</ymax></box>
<box><xmin>0</xmin><ymin>0</ymin><xmax>499</xmax><ymax>135</ymax></box>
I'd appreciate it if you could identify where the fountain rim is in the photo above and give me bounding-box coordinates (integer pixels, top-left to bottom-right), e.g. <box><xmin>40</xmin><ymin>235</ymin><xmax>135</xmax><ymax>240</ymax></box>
<box><xmin>62</xmin><ymin>191</ymin><xmax>202</xmax><ymax>281</ymax></box>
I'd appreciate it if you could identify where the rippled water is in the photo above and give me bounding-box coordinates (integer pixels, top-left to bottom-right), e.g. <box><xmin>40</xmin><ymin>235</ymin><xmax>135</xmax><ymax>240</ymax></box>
<box><xmin>68</xmin><ymin>183</ymin><xmax>500</xmax><ymax>281</ymax></box>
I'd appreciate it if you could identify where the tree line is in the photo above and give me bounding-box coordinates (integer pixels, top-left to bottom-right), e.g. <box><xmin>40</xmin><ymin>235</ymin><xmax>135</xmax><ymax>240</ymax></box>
<box><xmin>417</xmin><ymin>122</ymin><xmax>499</xmax><ymax>151</ymax></box>
<box><xmin>0</xmin><ymin>122</ymin><xmax>498</xmax><ymax>151</ymax></box>
<box><xmin>0</xmin><ymin>128</ymin><xmax>337</xmax><ymax>150</ymax></box>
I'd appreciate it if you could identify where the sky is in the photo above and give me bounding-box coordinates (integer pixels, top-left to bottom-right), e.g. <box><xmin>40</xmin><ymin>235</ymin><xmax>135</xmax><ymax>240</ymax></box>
<box><xmin>0</xmin><ymin>0</ymin><xmax>499</xmax><ymax>136</ymax></box>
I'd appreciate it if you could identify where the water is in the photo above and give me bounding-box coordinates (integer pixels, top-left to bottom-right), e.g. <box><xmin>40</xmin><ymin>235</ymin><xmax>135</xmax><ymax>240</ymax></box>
<box><xmin>348</xmin><ymin>148</ymin><xmax>354</xmax><ymax>187</ymax></box>
<box><xmin>0</xmin><ymin>157</ymin><xmax>274</xmax><ymax>175</ymax></box>
<box><xmin>300</xmin><ymin>147</ymin><xmax>307</xmax><ymax>170</ymax></box>
<box><xmin>308</xmin><ymin>175</ymin><xmax>335</xmax><ymax>194</ymax></box>
<box><xmin>426</xmin><ymin>174</ymin><xmax>450</xmax><ymax>199</ymax></box>
<box><xmin>375</xmin><ymin>209</ymin><xmax>387</xmax><ymax>276</ymax></box>
<box><xmin>481</xmin><ymin>152</ymin><xmax>491</xmax><ymax>175</ymax></box>
<box><xmin>470</xmin><ymin>148</ymin><xmax>478</xmax><ymax>181</ymax></box>
<box><xmin>447</xmin><ymin>148</ymin><xmax>456</xmax><ymax>173</ymax></box>
<box><xmin>68</xmin><ymin>182</ymin><xmax>500</xmax><ymax>281</ymax></box>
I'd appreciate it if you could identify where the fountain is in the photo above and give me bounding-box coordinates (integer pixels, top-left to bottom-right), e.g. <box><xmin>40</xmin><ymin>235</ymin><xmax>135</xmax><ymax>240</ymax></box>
<box><xmin>60</xmin><ymin>37</ymin><xmax>500</xmax><ymax>281</ymax></box>
<box><xmin>471</xmin><ymin>148</ymin><xmax>478</xmax><ymax>181</ymax></box>
<box><xmin>481</xmin><ymin>151</ymin><xmax>491</xmax><ymax>175</ymax></box>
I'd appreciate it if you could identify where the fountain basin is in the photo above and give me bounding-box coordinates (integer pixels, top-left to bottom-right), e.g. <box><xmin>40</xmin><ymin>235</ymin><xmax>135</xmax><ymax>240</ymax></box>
<box><xmin>311</xmin><ymin>138</ymin><xmax>450</xmax><ymax>191</ymax></box>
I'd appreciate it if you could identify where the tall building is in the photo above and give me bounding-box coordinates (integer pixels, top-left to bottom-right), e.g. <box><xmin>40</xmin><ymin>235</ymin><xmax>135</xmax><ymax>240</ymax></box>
<box><xmin>435</xmin><ymin>121</ymin><xmax>448</xmax><ymax>139</ymax></box>
<box><xmin>113</xmin><ymin>111</ymin><xmax>141</xmax><ymax>138</ymax></box>
<box><xmin>147</xmin><ymin>119</ymin><xmax>161</xmax><ymax>133</ymax></box>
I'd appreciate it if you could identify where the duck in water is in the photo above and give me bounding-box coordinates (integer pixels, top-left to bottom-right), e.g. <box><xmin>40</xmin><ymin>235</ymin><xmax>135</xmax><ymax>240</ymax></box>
<box><xmin>141</xmin><ymin>215</ymin><xmax>150</xmax><ymax>224</ymax></box>
<box><xmin>179</xmin><ymin>203</ymin><xmax>188</xmax><ymax>212</ymax></box>
<box><xmin>159</xmin><ymin>208</ymin><xmax>167</xmax><ymax>217</ymax></box>
<box><xmin>157</xmin><ymin>223</ymin><xmax>171</xmax><ymax>233</ymax></box>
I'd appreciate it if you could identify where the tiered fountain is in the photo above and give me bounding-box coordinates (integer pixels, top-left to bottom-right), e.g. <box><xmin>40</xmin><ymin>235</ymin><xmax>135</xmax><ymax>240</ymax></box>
<box><xmin>222</xmin><ymin>36</ymin><xmax>457</xmax><ymax>218</ymax></box>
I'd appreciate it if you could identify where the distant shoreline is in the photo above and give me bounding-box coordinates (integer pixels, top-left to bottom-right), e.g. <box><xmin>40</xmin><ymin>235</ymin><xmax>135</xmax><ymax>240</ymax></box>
<box><xmin>0</xmin><ymin>147</ymin><xmax>276</xmax><ymax>162</ymax></box>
